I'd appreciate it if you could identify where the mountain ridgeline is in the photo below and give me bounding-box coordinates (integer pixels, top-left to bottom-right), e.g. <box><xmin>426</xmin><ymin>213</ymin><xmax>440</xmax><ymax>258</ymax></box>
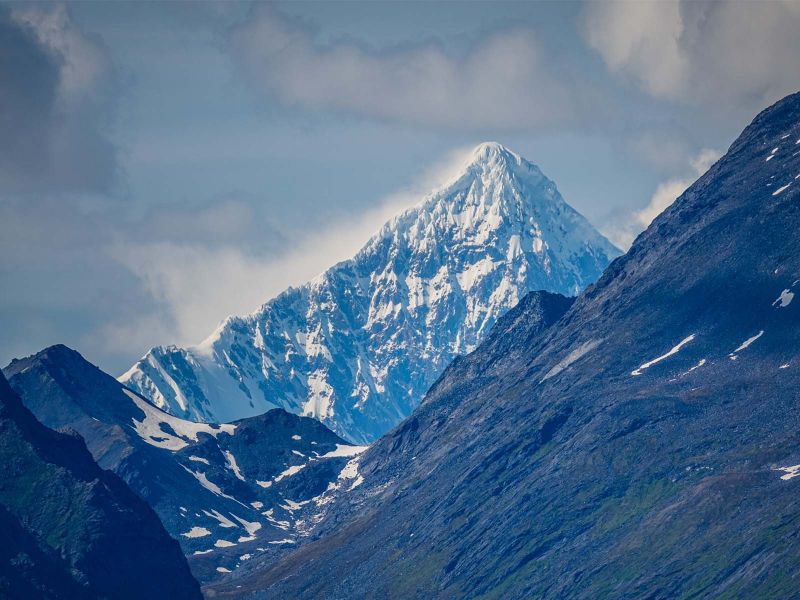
<box><xmin>207</xmin><ymin>94</ymin><xmax>800</xmax><ymax>598</ymax></box>
<box><xmin>0</xmin><ymin>369</ymin><xmax>201</xmax><ymax>599</ymax></box>
<box><xmin>121</xmin><ymin>142</ymin><xmax>620</xmax><ymax>443</ymax></box>
<box><xmin>4</xmin><ymin>346</ymin><xmax>368</xmax><ymax>584</ymax></box>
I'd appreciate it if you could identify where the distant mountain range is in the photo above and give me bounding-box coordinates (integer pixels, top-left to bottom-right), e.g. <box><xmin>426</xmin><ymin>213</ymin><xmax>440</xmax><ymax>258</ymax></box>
<box><xmin>207</xmin><ymin>93</ymin><xmax>800</xmax><ymax>598</ymax></box>
<box><xmin>4</xmin><ymin>346</ymin><xmax>366</xmax><ymax>584</ymax></box>
<box><xmin>0</xmin><ymin>369</ymin><xmax>200</xmax><ymax>599</ymax></box>
<box><xmin>121</xmin><ymin>142</ymin><xmax>620</xmax><ymax>443</ymax></box>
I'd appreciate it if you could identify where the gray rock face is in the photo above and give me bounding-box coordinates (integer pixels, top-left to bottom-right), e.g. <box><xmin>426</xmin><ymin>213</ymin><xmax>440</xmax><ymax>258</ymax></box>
<box><xmin>121</xmin><ymin>142</ymin><xmax>620</xmax><ymax>443</ymax></box>
<box><xmin>208</xmin><ymin>93</ymin><xmax>800</xmax><ymax>599</ymax></box>
<box><xmin>4</xmin><ymin>345</ymin><xmax>367</xmax><ymax>584</ymax></box>
<box><xmin>0</xmin><ymin>369</ymin><xmax>201</xmax><ymax>599</ymax></box>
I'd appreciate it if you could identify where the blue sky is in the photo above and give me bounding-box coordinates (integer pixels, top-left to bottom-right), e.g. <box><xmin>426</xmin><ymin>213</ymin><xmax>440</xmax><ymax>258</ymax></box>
<box><xmin>2</xmin><ymin>1</ymin><xmax>799</xmax><ymax>374</ymax></box>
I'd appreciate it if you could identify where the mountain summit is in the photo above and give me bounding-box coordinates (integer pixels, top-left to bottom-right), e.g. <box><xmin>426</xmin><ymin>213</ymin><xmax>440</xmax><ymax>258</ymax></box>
<box><xmin>121</xmin><ymin>143</ymin><xmax>620</xmax><ymax>442</ymax></box>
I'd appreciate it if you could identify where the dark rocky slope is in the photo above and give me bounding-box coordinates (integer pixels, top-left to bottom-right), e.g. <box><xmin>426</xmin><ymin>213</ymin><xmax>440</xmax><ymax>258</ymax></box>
<box><xmin>0</xmin><ymin>370</ymin><xmax>201</xmax><ymax>599</ymax></box>
<box><xmin>209</xmin><ymin>92</ymin><xmax>800</xmax><ymax>599</ymax></box>
<box><xmin>208</xmin><ymin>289</ymin><xmax>575</xmax><ymax>593</ymax></box>
<box><xmin>4</xmin><ymin>346</ymin><xmax>365</xmax><ymax>584</ymax></box>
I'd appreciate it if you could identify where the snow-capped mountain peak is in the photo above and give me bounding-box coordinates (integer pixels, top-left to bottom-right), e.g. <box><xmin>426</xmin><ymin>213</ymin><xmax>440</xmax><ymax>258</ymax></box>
<box><xmin>121</xmin><ymin>144</ymin><xmax>620</xmax><ymax>443</ymax></box>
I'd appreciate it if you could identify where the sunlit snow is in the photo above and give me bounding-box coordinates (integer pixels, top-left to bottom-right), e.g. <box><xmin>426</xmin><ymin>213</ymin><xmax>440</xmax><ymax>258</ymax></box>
<box><xmin>125</xmin><ymin>389</ymin><xmax>235</xmax><ymax>451</ymax></box>
<box><xmin>777</xmin><ymin>464</ymin><xmax>800</xmax><ymax>480</ymax></box>
<box><xmin>773</xmin><ymin>183</ymin><xmax>791</xmax><ymax>196</ymax></box>
<box><xmin>223</xmin><ymin>450</ymin><xmax>245</xmax><ymax>481</ymax></box>
<box><xmin>318</xmin><ymin>444</ymin><xmax>369</xmax><ymax>459</ymax></box>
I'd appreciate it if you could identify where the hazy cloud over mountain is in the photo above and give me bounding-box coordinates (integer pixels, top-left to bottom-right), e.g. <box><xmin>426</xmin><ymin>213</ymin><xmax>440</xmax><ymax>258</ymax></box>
<box><xmin>1</xmin><ymin>1</ymin><xmax>798</xmax><ymax>374</ymax></box>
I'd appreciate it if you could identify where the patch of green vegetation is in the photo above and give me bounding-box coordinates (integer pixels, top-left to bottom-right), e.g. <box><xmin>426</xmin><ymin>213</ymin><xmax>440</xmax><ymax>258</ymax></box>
<box><xmin>595</xmin><ymin>478</ymin><xmax>674</xmax><ymax>535</ymax></box>
<box><xmin>473</xmin><ymin>550</ymin><xmax>551</xmax><ymax>600</ymax></box>
<box><xmin>383</xmin><ymin>550</ymin><xmax>450</xmax><ymax>600</ymax></box>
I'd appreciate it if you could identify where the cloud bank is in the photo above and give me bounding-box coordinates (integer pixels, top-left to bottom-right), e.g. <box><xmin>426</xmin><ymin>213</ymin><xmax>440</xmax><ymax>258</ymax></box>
<box><xmin>583</xmin><ymin>1</ymin><xmax>800</xmax><ymax>111</ymax></box>
<box><xmin>228</xmin><ymin>4</ymin><xmax>581</xmax><ymax>131</ymax></box>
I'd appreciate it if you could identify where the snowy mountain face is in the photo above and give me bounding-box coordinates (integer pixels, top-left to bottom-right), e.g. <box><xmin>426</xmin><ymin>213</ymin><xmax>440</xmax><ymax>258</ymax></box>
<box><xmin>3</xmin><ymin>346</ymin><xmax>366</xmax><ymax>585</ymax></box>
<box><xmin>121</xmin><ymin>143</ymin><xmax>620</xmax><ymax>443</ymax></box>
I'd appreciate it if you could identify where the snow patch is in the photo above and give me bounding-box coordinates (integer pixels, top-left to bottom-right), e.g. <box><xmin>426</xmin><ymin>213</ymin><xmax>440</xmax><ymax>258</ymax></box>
<box><xmin>183</xmin><ymin>467</ymin><xmax>241</xmax><ymax>504</ymax></box>
<box><xmin>215</xmin><ymin>539</ymin><xmax>236</xmax><ymax>548</ymax></box>
<box><xmin>125</xmin><ymin>389</ymin><xmax>235</xmax><ymax>451</ymax></box>
<box><xmin>729</xmin><ymin>330</ymin><xmax>764</xmax><ymax>359</ymax></box>
<box><xmin>232</xmin><ymin>515</ymin><xmax>261</xmax><ymax>536</ymax></box>
<box><xmin>773</xmin><ymin>183</ymin><xmax>791</xmax><ymax>196</ymax></box>
<box><xmin>202</xmin><ymin>509</ymin><xmax>237</xmax><ymax>528</ymax></box>
<box><xmin>280</xmin><ymin>499</ymin><xmax>305</xmax><ymax>511</ymax></box>
<box><xmin>181</xmin><ymin>526</ymin><xmax>211</xmax><ymax>538</ymax></box>
<box><xmin>777</xmin><ymin>464</ymin><xmax>800</xmax><ymax>480</ymax></box>
<box><xmin>318</xmin><ymin>444</ymin><xmax>369</xmax><ymax>459</ymax></box>
<box><xmin>541</xmin><ymin>339</ymin><xmax>601</xmax><ymax>382</ymax></box>
<box><xmin>774</xmin><ymin>289</ymin><xmax>794</xmax><ymax>308</ymax></box>
<box><xmin>631</xmin><ymin>335</ymin><xmax>695</xmax><ymax>376</ymax></box>
<box><xmin>274</xmin><ymin>464</ymin><xmax>306</xmax><ymax>482</ymax></box>
<box><xmin>680</xmin><ymin>358</ymin><xmax>706</xmax><ymax>377</ymax></box>
<box><xmin>223</xmin><ymin>450</ymin><xmax>245</xmax><ymax>481</ymax></box>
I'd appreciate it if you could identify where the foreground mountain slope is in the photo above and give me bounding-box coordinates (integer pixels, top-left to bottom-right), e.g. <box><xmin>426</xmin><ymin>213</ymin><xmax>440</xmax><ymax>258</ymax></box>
<box><xmin>4</xmin><ymin>346</ymin><xmax>365</xmax><ymax>584</ymax></box>
<box><xmin>122</xmin><ymin>142</ymin><xmax>620</xmax><ymax>443</ymax></box>
<box><xmin>209</xmin><ymin>93</ymin><xmax>800</xmax><ymax>599</ymax></box>
<box><xmin>212</xmin><ymin>289</ymin><xmax>576</xmax><ymax>591</ymax></box>
<box><xmin>0</xmin><ymin>370</ymin><xmax>201</xmax><ymax>599</ymax></box>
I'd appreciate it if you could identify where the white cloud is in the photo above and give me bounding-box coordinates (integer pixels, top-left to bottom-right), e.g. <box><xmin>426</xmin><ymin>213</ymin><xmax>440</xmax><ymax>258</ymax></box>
<box><xmin>582</xmin><ymin>1</ymin><xmax>800</xmax><ymax>109</ymax></box>
<box><xmin>583</xmin><ymin>1</ymin><xmax>686</xmax><ymax>99</ymax></box>
<box><xmin>228</xmin><ymin>4</ymin><xmax>578</xmax><ymax>131</ymax></box>
<box><xmin>111</xmin><ymin>146</ymin><xmax>475</xmax><ymax>351</ymax></box>
<box><xmin>603</xmin><ymin>148</ymin><xmax>720</xmax><ymax>250</ymax></box>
